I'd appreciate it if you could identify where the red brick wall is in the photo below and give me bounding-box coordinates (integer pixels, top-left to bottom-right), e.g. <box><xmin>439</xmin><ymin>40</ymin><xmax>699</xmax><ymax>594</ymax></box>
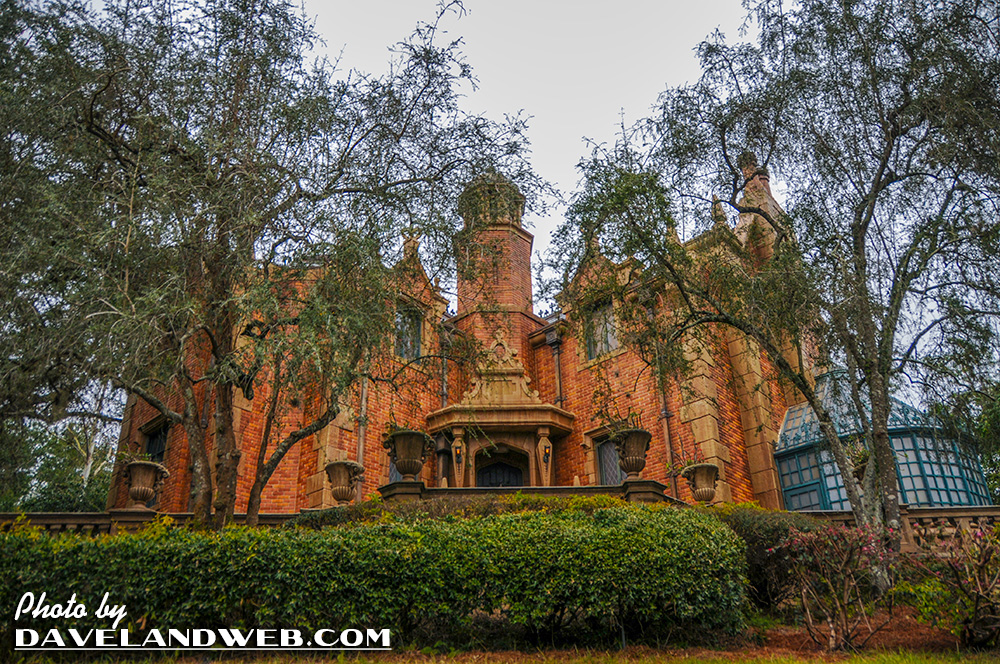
<box><xmin>457</xmin><ymin>224</ymin><xmax>533</xmax><ymax>316</ymax></box>
<box><xmin>111</xmin><ymin>222</ymin><xmax>791</xmax><ymax>513</ymax></box>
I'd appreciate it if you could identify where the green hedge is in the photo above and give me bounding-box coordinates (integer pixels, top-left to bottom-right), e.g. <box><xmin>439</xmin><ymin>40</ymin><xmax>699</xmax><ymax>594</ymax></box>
<box><xmin>710</xmin><ymin>503</ymin><xmax>816</xmax><ymax>612</ymax></box>
<box><xmin>286</xmin><ymin>492</ymin><xmax>636</xmax><ymax>528</ymax></box>
<box><xmin>1</xmin><ymin>506</ymin><xmax>746</xmax><ymax>648</ymax></box>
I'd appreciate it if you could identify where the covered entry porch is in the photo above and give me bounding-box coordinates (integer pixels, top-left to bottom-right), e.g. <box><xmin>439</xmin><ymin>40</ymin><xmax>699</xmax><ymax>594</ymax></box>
<box><xmin>424</xmin><ymin>402</ymin><xmax>574</xmax><ymax>489</ymax></box>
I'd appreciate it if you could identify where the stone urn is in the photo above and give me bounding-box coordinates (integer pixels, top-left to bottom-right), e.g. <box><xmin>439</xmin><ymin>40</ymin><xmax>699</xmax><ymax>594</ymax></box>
<box><xmin>325</xmin><ymin>460</ymin><xmax>365</xmax><ymax>504</ymax></box>
<box><xmin>611</xmin><ymin>428</ymin><xmax>652</xmax><ymax>479</ymax></box>
<box><xmin>383</xmin><ymin>429</ymin><xmax>433</xmax><ymax>481</ymax></box>
<box><xmin>125</xmin><ymin>461</ymin><xmax>170</xmax><ymax>510</ymax></box>
<box><xmin>681</xmin><ymin>463</ymin><xmax>719</xmax><ymax>503</ymax></box>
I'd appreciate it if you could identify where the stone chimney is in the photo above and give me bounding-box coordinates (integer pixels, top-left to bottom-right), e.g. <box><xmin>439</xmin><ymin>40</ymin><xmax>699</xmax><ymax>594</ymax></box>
<box><xmin>734</xmin><ymin>152</ymin><xmax>781</xmax><ymax>262</ymax></box>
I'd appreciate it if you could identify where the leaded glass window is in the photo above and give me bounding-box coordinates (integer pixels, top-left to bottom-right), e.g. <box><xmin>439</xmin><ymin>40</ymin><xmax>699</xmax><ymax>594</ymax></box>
<box><xmin>144</xmin><ymin>423</ymin><xmax>168</xmax><ymax>463</ymax></box>
<box><xmin>597</xmin><ymin>440</ymin><xmax>627</xmax><ymax>485</ymax></box>
<box><xmin>395</xmin><ymin>307</ymin><xmax>422</xmax><ymax>360</ymax></box>
<box><xmin>585</xmin><ymin>302</ymin><xmax>618</xmax><ymax>360</ymax></box>
<box><xmin>818</xmin><ymin>451</ymin><xmax>851</xmax><ymax>511</ymax></box>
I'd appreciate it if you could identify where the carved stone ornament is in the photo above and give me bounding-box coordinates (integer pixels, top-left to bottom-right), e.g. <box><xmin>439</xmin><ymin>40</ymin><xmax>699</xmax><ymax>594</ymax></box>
<box><xmin>535</xmin><ymin>427</ymin><xmax>553</xmax><ymax>486</ymax></box>
<box><xmin>125</xmin><ymin>461</ymin><xmax>170</xmax><ymax>510</ymax></box>
<box><xmin>611</xmin><ymin>428</ymin><xmax>652</xmax><ymax>479</ymax></box>
<box><xmin>325</xmin><ymin>460</ymin><xmax>365</xmax><ymax>504</ymax></box>
<box><xmin>460</xmin><ymin>331</ymin><xmax>540</xmax><ymax>407</ymax></box>
<box><xmin>383</xmin><ymin>429</ymin><xmax>434</xmax><ymax>481</ymax></box>
<box><xmin>681</xmin><ymin>462</ymin><xmax>720</xmax><ymax>503</ymax></box>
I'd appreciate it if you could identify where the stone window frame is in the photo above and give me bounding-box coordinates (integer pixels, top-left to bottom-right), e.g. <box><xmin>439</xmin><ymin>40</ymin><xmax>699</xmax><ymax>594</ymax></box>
<box><xmin>137</xmin><ymin>417</ymin><xmax>170</xmax><ymax>508</ymax></box>
<box><xmin>394</xmin><ymin>297</ymin><xmax>428</xmax><ymax>362</ymax></box>
<box><xmin>583</xmin><ymin>300</ymin><xmax>619</xmax><ymax>361</ymax></box>
<box><xmin>139</xmin><ymin>416</ymin><xmax>171</xmax><ymax>464</ymax></box>
<box><xmin>582</xmin><ymin>425</ymin><xmax>627</xmax><ymax>486</ymax></box>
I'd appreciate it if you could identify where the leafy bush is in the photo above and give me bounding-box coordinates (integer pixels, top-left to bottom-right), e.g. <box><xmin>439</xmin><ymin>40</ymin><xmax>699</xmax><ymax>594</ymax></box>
<box><xmin>288</xmin><ymin>492</ymin><xmax>646</xmax><ymax>529</ymax></box>
<box><xmin>781</xmin><ymin>524</ymin><xmax>895</xmax><ymax>650</ymax></box>
<box><xmin>711</xmin><ymin>502</ymin><xmax>816</xmax><ymax>611</ymax></box>
<box><xmin>1</xmin><ymin>506</ymin><xmax>746</xmax><ymax>649</ymax></box>
<box><xmin>901</xmin><ymin>524</ymin><xmax>1000</xmax><ymax>648</ymax></box>
<box><xmin>18</xmin><ymin>472</ymin><xmax>112</xmax><ymax>513</ymax></box>
<box><xmin>481</xmin><ymin>508</ymin><xmax>747</xmax><ymax>641</ymax></box>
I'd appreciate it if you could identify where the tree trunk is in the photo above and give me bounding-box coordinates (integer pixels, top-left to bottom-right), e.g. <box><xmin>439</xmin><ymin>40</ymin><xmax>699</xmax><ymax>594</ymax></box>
<box><xmin>212</xmin><ymin>379</ymin><xmax>241</xmax><ymax>530</ymax></box>
<box><xmin>184</xmin><ymin>417</ymin><xmax>212</xmax><ymax>524</ymax></box>
<box><xmin>245</xmin><ymin>404</ymin><xmax>341</xmax><ymax>526</ymax></box>
<box><xmin>816</xmin><ymin>409</ymin><xmax>875</xmax><ymax>528</ymax></box>
<box><xmin>245</xmin><ymin>476</ymin><xmax>266</xmax><ymax>527</ymax></box>
<box><xmin>244</xmin><ymin>356</ymin><xmax>283</xmax><ymax>528</ymax></box>
<box><xmin>80</xmin><ymin>446</ymin><xmax>94</xmax><ymax>487</ymax></box>
<box><xmin>208</xmin><ymin>259</ymin><xmax>241</xmax><ymax>530</ymax></box>
<box><xmin>869</xmin><ymin>372</ymin><xmax>902</xmax><ymax>536</ymax></box>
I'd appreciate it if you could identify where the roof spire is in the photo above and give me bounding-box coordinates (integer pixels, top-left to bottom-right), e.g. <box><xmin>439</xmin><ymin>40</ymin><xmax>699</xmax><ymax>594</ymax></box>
<box><xmin>402</xmin><ymin>233</ymin><xmax>420</xmax><ymax>259</ymax></box>
<box><xmin>711</xmin><ymin>195</ymin><xmax>728</xmax><ymax>229</ymax></box>
<box><xmin>737</xmin><ymin>151</ymin><xmax>772</xmax><ymax>195</ymax></box>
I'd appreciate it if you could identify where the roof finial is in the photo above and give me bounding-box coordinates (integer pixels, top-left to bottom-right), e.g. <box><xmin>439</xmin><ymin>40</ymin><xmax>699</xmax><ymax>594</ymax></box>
<box><xmin>711</xmin><ymin>195</ymin><xmax>728</xmax><ymax>228</ymax></box>
<box><xmin>457</xmin><ymin>171</ymin><xmax>525</xmax><ymax>227</ymax></box>
<box><xmin>737</xmin><ymin>151</ymin><xmax>771</xmax><ymax>194</ymax></box>
<box><xmin>402</xmin><ymin>233</ymin><xmax>420</xmax><ymax>259</ymax></box>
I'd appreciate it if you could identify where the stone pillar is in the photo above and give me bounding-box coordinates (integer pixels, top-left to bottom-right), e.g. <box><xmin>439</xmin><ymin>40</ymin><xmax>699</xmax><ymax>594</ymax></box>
<box><xmin>451</xmin><ymin>427</ymin><xmax>466</xmax><ymax>488</ymax></box>
<box><xmin>727</xmin><ymin>329</ymin><xmax>782</xmax><ymax>509</ymax></box>
<box><xmin>679</xmin><ymin>335</ymin><xmax>732</xmax><ymax>503</ymax></box>
<box><xmin>536</xmin><ymin>426</ymin><xmax>553</xmax><ymax>486</ymax></box>
<box><xmin>305</xmin><ymin>426</ymin><xmax>337</xmax><ymax>509</ymax></box>
<box><xmin>778</xmin><ymin>339</ymin><xmax>813</xmax><ymax>408</ymax></box>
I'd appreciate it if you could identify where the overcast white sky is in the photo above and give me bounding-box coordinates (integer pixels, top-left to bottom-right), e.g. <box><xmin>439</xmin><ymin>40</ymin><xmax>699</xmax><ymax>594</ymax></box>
<box><xmin>303</xmin><ymin>0</ymin><xmax>749</xmax><ymax>259</ymax></box>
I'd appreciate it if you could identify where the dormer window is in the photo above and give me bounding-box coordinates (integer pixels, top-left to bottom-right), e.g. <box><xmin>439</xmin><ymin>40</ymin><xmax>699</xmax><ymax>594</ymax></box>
<box><xmin>585</xmin><ymin>301</ymin><xmax>618</xmax><ymax>360</ymax></box>
<box><xmin>395</xmin><ymin>307</ymin><xmax>422</xmax><ymax>360</ymax></box>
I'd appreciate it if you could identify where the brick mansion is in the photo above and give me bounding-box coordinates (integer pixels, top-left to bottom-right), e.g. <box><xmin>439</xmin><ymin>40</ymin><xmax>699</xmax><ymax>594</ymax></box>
<box><xmin>108</xmin><ymin>168</ymin><xmax>992</xmax><ymax>514</ymax></box>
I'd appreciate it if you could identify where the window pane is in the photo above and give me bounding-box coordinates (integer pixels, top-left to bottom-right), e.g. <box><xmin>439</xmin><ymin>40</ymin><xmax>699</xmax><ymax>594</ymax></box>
<box><xmin>598</xmin><ymin>441</ymin><xmax>626</xmax><ymax>485</ymax></box>
<box><xmin>145</xmin><ymin>424</ymin><xmax>168</xmax><ymax>463</ymax></box>
<box><xmin>586</xmin><ymin>302</ymin><xmax>617</xmax><ymax>360</ymax></box>
<box><xmin>395</xmin><ymin>309</ymin><xmax>422</xmax><ymax>360</ymax></box>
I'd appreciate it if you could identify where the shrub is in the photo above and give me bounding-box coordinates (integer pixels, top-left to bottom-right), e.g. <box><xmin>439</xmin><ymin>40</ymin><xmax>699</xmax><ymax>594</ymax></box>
<box><xmin>711</xmin><ymin>502</ymin><xmax>816</xmax><ymax>611</ymax></box>
<box><xmin>480</xmin><ymin>508</ymin><xmax>747</xmax><ymax>642</ymax></box>
<box><xmin>901</xmin><ymin>524</ymin><xmax>1000</xmax><ymax>648</ymax></box>
<box><xmin>1</xmin><ymin>506</ymin><xmax>746</xmax><ymax>650</ymax></box>
<box><xmin>287</xmin><ymin>492</ymin><xmax>645</xmax><ymax>529</ymax></box>
<box><xmin>781</xmin><ymin>524</ymin><xmax>895</xmax><ymax>651</ymax></box>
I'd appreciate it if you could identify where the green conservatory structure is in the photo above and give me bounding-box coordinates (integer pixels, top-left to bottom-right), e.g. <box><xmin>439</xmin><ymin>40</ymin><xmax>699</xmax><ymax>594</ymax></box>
<box><xmin>775</xmin><ymin>372</ymin><xmax>991</xmax><ymax>511</ymax></box>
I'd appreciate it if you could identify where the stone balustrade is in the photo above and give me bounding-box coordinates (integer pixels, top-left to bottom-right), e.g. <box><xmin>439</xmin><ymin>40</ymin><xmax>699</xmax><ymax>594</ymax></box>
<box><xmin>0</xmin><ymin>510</ymin><xmax>296</xmax><ymax>535</ymax></box>
<box><xmin>802</xmin><ymin>504</ymin><xmax>1000</xmax><ymax>552</ymax></box>
<box><xmin>4</xmin><ymin>502</ymin><xmax>995</xmax><ymax>545</ymax></box>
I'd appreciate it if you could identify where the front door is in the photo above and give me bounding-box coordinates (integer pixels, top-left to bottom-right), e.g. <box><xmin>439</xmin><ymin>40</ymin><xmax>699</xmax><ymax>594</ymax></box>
<box><xmin>477</xmin><ymin>462</ymin><xmax>523</xmax><ymax>487</ymax></box>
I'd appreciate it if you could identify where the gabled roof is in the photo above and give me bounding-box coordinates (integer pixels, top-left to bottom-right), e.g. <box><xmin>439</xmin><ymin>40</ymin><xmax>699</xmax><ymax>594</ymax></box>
<box><xmin>393</xmin><ymin>236</ymin><xmax>449</xmax><ymax>309</ymax></box>
<box><xmin>776</xmin><ymin>371</ymin><xmax>934</xmax><ymax>453</ymax></box>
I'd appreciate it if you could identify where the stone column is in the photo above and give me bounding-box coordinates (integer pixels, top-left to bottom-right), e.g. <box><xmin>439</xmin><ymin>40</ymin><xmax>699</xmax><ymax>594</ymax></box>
<box><xmin>727</xmin><ymin>329</ymin><xmax>782</xmax><ymax>509</ymax></box>
<box><xmin>305</xmin><ymin>425</ymin><xmax>338</xmax><ymax>509</ymax></box>
<box><xmin>451</xmin><ymin>427</ymin><xmax>466</xmax><ymax>488</ymax></box>
<box><xmin>679</xmin><ymin>335</ymin><xmax>732</xmax><ymax>503</ymax></box>
<box><xmin>535</xmin><ymin>426</ymin><xmax>552</xmax><ymax>486</ymax></box>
